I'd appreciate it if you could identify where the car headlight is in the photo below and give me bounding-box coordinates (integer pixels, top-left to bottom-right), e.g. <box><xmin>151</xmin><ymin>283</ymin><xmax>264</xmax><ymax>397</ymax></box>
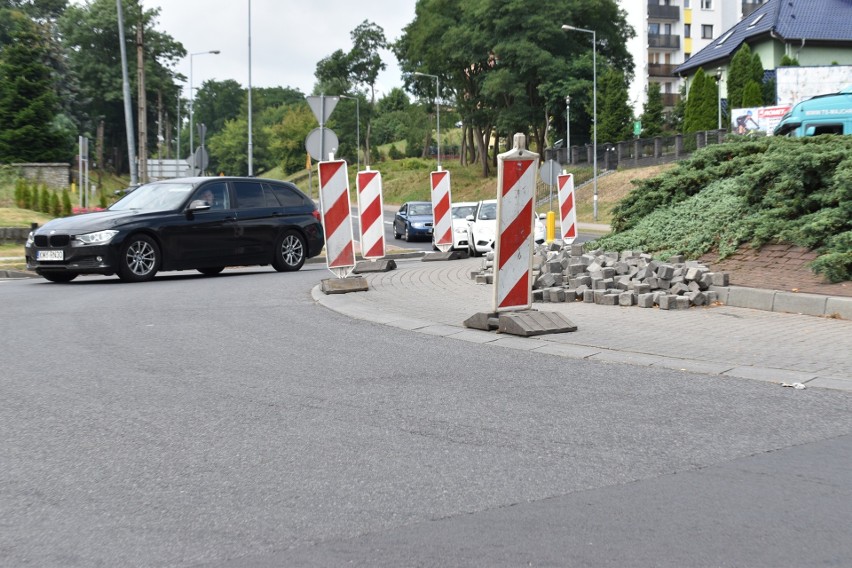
<box><xmin>412</xmin><ymin>222</ymin><xmax>426</xmax><ymax>229</ymax></box>
<box><xmin>25</xmin><ymin>231</ymin><xmax>34</xmax><ymax>246</ymax></box>
<box><xmin>75</xmin><ymin>229</ymin><xmax>118</xmax><ymax>245</ymax></box>
<box><xmin>454</xmin><ymin>226</ymin><xmax>467</xmax><ymax>234</ymax></box>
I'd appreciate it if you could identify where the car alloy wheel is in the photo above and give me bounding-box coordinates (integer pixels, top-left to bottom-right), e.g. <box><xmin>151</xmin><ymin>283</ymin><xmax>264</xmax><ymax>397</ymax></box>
<box><xmin>273</xmin><ymin>230</ymin><xmax>306</xmax><ymax>272</ymax></box>
<box><xmin>118</xmin><ymin>234</ymin><xmax>160</xmax><ymax>282</ymax></box>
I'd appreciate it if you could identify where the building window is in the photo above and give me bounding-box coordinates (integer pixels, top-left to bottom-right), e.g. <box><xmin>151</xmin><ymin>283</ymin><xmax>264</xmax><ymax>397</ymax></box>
<box><xmin>702</xmin><ymin>24</ymin><xmax>713</xmax><ymax>39</ymax></box>
<box><xmin>684</xmin><ymin>24</ymin><xmax>691</xmax><ymax>38</ymax></box>
<box><xmin>649</xmin><ymin>23</ymin><xmax>660</xmax><ymax>35</ymax></box>
<box><xmin>684</xmin><ymin>0</ymin><xmax>690</xmax><ymax>7</ymax></box>
<box><xmin>701</xmin><ymin>0</ymin><xmax>712</xmax><ymax>8</ymax></box>
<box><xmin>685</xmin><ymin>52</ymin><xmax>691</xmax><ymax>60</ymax></box>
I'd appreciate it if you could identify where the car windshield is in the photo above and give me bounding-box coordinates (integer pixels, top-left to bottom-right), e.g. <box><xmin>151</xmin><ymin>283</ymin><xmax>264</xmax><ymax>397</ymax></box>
<box><xmin>409</xmin><ymin>204</ymin><xmax>432</xmax><ymax>216</ymax></box>
<box><xmin>109</xmin><ymin>182</ymin><xmax>195</xmax><ymax>211</ymax></box>
<box><xmin>478</xmin><ymin>203</ymin><xmax>496</xmax><ymax>220</ymax></box>
<box><xmin>452</xmin><ymin>205</ymin><xmax>476</xmax><ymax>219</ymax></box>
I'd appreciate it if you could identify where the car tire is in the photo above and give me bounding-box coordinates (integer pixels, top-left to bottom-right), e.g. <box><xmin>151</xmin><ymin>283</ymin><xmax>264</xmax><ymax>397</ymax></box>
<box><xmin>117</xmin><ymin>234</ymin><xmax>160</xmax><ymax>282</ymax></box>
<box><xmin>197</xmin><ymin>267</ymin><xmax>225</xmax><ymax>276</ymax></box>
<box><xmin>393</xmin><ymin>225</ymin><xmax>401</xmax><ymax>239</ymax></box>
<box><xmin>41</xmin><ymin>272</ymin><xmax>78</xmax><ymax>283</ymax></box>
<box><xmin>403</xmin><ymin>225</ymin><xmax>410</xmax><ymax>242</ymax></box>
<box><xmin>272</xmin><ymin>230</ymin><xmax>306</xmax><ymax>272</ymax></box>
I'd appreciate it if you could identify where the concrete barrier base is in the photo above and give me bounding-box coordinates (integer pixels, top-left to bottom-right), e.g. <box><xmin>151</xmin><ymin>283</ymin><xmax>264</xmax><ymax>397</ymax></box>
<box><xmin>463</xmin><ymin>311</ymin><xmax>500</xmax><ymax>331</ymax></box>
<box><xmin>320</xmin><ymin>276</ymin><xmax>369</xmax><ymax>295</ymax></box>
<box><xmin>353</xmin><ymin>259</ymin><xmax>396</xmax><ymax>273</ymax></box>
<box><xmin>464</xmin><ymin>309</ymin><xmax>578</xmax><ymax>336</ymax></box>
<box><xmin>497</xmin><ymin>310</ymin><xmax>578</xmax><ymax>336</ymax></box>
<box><xmin>422</xmin><ymin>250</ymin><xmax>469</xmax><ymax>262</ymax></box>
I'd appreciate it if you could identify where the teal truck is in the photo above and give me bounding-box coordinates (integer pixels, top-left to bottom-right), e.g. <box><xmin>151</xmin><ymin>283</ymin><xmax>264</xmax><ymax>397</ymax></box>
<box><xmin>773</xmin><ymin>87</ymin><xmax>852</xmax><ymax>136</ymax></box>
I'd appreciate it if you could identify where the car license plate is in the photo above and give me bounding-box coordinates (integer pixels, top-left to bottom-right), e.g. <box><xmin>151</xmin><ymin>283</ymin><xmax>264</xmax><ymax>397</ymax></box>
<box><xmin>37</xmin><ymin>250</ymin><xmax>64</xmax><ymax>261</ymax></box>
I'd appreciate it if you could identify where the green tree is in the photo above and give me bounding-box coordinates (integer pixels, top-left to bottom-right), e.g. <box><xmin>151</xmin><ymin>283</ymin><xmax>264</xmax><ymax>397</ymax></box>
<box><xmin>61</xmin><ymin>187</ymin><xmax>72</xmax><ymax>216</ymax></box>
<box><xmin>396</xmin><ymin>0</ymin><xmax>634</xmax><ymax>176</ymax></box>
<box><xmin>669</xmin><ymin>83</ymin><xmax>687</xmax><ymax>133</ymax></box>
<box><xmin>59</xmin><ymin>0</ymin><xmax>185</xmax><ymax>174</ymax></box>
<box><xmin>314</xmin><ymin>49</ymin><xmax>352</xmax><ymax>95</ymax></box>
<box><xmin>684</xmin><ymin>68</ymin><xmax>716</xmax><ymax>133</ymax></box>
<box><xmin>640</xmin><ymin>82</ymin><xmax>665</xmax><ymax>137</ymax></box>
<box><xmin>0</xmin><ymin>13</ymin><xmax>68</xmax><ymax>161</ymax></box>
<box><xmin>348</xmin><ymin>20</ymin><xmax>388</xmax><ymax>166</ymax></box>
<box><xmin>50</xmin><ymin>190</ymin><xmax>60</xmax><ymax>216</ymax></box>
<box><xmin>267</xmin><ymin>104</ymin><xmax>315</xmax><ymax>175</ymax></box>
<box><xmin>742</xmin><ymin>80</ymin><xmax>763</xmax><ymax>107</ymax></box>
<box><xmin>22</xmin><ymin>183</ymin><xmax>32</xmax><ymax>209</ymax></box>
<box><xmin>193</xmin><ymin>79</ymin><xmax>245</xmax><ymax>139</ymax></box>
<box><xmin>726</xmin><ymin>43</ymin><xmax>752</xmax><ymax>113</ymax></box>
<box><xmin>597</xmin><ymin>67</ymin><xmax>633</xmax><ymax>143</ymax></box>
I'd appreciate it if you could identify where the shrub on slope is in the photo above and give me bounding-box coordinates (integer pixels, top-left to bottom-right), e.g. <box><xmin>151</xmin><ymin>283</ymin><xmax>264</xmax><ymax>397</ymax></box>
<box><xmin>595</xmin><ymin>136</ymin><xmax>852</xmax><ymax>282</ymax></box>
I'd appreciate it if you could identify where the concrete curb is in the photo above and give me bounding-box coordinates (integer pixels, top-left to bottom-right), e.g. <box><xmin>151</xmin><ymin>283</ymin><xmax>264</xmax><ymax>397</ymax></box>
<box><xmin>0</xmin><ymin>269</ymin><xmax>35</xmax><ymax>279</ymax></box>
<box><xmin>712</xmin><ymin>285</ymin><xmax>852</xmax><ymax>319</ymax></box>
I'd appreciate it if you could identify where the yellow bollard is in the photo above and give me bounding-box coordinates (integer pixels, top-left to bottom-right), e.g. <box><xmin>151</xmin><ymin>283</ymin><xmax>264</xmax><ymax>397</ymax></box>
<box><xmin>546</xmin><ymin>210</ymin><xmax>556</xmax><ymax>242</ymax></box>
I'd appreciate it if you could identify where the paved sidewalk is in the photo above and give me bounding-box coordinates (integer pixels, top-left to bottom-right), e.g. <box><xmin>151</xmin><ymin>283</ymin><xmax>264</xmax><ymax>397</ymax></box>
<box><xmin>314</xmin><ymin>256</ymin><xmax>852</xmax><ymax>392</ymax></box>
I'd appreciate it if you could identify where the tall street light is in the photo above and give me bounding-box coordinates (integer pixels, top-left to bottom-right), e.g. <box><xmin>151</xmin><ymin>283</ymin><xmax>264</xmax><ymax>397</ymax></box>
<box><xmin>561</xmin><ymin>24</ymin><xmax>597</xmax><ymax>221</ymax></box>
<box><xmin>565</xmin><ymin>95</ymin><xmax>571</xmax><ymax>163</ymax></box>
<box><xmin>413</xmin><ymin>71</ymin><xmax>440</xmax><ymax>170</ymax></box>
<box><xmin>716</xmin><ymin>67</ymin><xmax>723</xmax><ymax>131</ymax></box>
<box><xmin>189</xmin><ymin>49</ymin><xmax>220</xmax><ymax>171</ymax></box>
<box><xmin>339</xmin><ymin>94</ymin><xmax>361</xmax><ymax>170</ymax></box>
<box><xmin>247</xmin><ymin>0</ymin><xmax>253</xmax><ymax>176</ymax></box>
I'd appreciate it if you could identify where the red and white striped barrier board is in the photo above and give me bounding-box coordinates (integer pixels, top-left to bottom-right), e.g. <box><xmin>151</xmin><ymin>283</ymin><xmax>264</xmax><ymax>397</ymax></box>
<box><xmin>318</xmin><ymin>159</ymin><xmax>355</xmax><ymax>277</ymax></box>
<box><xmin>430</xmin><ymin>169</ymin><xmax>453</xmax><ymax>250</ymax></box>
<box><xmin>356</xmin><ymin>169</ymin><xmax>385</xmax><ymax>259</ymax></box>
<box><xmin>557</xmin><ymin>172</ymin><xmax>577</xmax><ymax>244</ymax></box>
<box><xmin>493</xmin><ymin>134</ymin><xmax>539</xmax><ymax>312</ymax></box>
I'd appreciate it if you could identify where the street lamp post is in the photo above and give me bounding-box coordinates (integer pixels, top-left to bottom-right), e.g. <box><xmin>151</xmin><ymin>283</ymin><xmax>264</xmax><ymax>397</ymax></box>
<box><xmin>247</xmin><ymin>0</ymin><xmax>253</xmax><ymax>176</ymax></box>
<box><xmin>716</xmin><ymin>67</ymin><xmax>723</xmax><ymax>131</ymax></box>
<box><xmin>413</xmin><ymin>71</ymin><xmax>440</xmax><ymax>170</ymax></box>
<box><xmin>339</xmin><ymin>94</ymin><xmax>361</xmax><ymax>170</ymax></box>
<box><xmin>189</xmin><ymin>49</ymin><xmax>220</xmax><ymax>173</ymax></box>
<box><xmin>565</xmin><ymin>95</ymin><xmax>571</xmax><ymax>164</ymax></box>
<box><xmin>561</xmin><ymin>24</ymin><xmax>597</xmax><ymax>221</ymax></box>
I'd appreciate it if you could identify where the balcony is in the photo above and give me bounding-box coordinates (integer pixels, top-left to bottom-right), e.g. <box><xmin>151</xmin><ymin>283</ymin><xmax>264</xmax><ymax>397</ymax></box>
<box><xmin>648</xmin><ymin>3</ymin><xmax>680</xmax><ymax>20</ymax></box>
<box><xmin>662</xmin><ymin>93</ymin><xmax>681</xmax><ymax>107</ymax></box>
<box><xmin>648</xmin><ymin>63</ymin><xmax>678</xmax><ymax>77</ymax></box>
<box><xmin>648</xmin><ymin>33</ymin><xmax>680</xmax><ymax>49</ymax></box>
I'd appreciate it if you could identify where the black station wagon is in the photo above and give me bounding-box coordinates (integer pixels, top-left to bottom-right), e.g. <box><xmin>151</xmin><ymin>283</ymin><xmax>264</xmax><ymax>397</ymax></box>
<box><xmin>26</xmin><ymin>177</ymin><xmax>325</xmax><ymax>283</ymax></box>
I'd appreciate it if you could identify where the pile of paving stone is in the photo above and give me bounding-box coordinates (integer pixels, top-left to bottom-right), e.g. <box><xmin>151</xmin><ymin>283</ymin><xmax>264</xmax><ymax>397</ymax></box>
<box><xmin>470</xmin><ymin>241</ymin><xmax>730</xmax><ymax>310</ymax></box>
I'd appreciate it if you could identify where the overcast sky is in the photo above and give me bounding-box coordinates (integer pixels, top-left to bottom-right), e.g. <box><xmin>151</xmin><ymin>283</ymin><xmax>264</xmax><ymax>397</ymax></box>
<box><xmin>143</xmin><ymin>0</ymin><xmax>418</xmax><ymax>99</ymax></box>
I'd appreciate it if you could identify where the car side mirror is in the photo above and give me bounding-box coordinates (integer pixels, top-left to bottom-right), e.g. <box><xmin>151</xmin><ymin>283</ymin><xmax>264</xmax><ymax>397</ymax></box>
<box><xmin>465</xmin><ymin>214</ymin><xmax>474</xmax><ymax>222</ymax></box>
<box><xmin>189</xmin><ymin>200</ymin><xmax>211</xmax><ymax>211</ymax></box>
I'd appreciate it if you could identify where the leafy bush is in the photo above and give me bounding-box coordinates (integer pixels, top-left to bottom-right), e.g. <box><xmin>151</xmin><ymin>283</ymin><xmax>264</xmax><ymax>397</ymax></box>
<box><xmin>597</xmin><ymin>136</ymin><xmax>852</xmax><ymax>282</ymax></box>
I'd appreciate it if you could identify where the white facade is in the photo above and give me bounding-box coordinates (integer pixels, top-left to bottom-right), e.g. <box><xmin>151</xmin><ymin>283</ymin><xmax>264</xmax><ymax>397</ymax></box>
<box><xmin>620</xmin><ymin>0</ymin><xmax>763</xmax><ymax>117</ymax></box>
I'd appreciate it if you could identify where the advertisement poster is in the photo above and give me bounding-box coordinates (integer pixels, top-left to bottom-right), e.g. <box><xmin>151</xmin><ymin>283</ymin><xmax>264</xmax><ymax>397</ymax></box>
<box><xmin>731</xmin><ymin>105</ymin><xmax>792</xmax><ymax>135</ymax></box>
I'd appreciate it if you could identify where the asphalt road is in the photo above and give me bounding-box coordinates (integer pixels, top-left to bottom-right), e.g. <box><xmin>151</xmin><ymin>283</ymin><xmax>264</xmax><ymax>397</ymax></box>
<box><xmin>2</xmin><ymin>264</ymin><xmax>851</xmax><ymax>567</ymax></box>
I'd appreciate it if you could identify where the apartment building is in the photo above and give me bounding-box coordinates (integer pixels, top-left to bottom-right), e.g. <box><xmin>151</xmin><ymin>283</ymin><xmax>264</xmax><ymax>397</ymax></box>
<box><xmin>621</xmin><ymin>0</ymin><xmax>766</xmax><ymax>116</ymax></box>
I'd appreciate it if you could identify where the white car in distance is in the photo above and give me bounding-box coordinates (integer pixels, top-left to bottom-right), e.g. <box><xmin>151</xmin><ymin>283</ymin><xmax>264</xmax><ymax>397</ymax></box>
<box><xmin>466</xmin><ymin>199</ymin><xmax>546</xmax><ymax>257</ymax></box>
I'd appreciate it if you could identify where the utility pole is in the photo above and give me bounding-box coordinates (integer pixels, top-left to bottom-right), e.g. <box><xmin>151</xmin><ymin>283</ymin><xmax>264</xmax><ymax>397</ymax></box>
<box><xmin>116</xmin><ymin>0</ymin><xmax>137</xmax><ymax>185</ymax></box>
<box><xmin>136</xmin><ymin>10</ymin><xmax>147</xmax><ymax>183</ymax></box>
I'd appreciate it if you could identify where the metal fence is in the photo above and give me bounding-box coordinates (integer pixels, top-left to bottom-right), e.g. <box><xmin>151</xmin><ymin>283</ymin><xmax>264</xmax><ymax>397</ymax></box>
<box><xmin>543</xmin><ymin>129</ymin><xmax>730</xmax><ymax>173</ymax></box>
